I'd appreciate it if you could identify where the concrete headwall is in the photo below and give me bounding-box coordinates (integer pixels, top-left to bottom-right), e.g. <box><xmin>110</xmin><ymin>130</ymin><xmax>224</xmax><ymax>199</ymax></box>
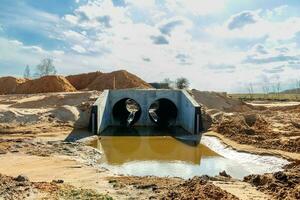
<box><xmin>91</xmin><ymin>89</ymin><xmax>202</xmax><ymax>134</ymax></box>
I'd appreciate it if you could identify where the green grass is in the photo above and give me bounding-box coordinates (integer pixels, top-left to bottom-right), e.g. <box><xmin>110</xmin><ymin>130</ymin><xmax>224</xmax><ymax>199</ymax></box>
<box><xmin>229</xmin><ymin>93</ymin><xmax>300</xmax><ymax>101</ymax></box>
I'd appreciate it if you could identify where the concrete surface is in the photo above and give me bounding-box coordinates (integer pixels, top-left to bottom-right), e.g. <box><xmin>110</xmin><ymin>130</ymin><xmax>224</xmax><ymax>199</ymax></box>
<box><xmin>91</xmin><ymin>89</ymin><xmax>202</xmax><ymax>135</ymax></box>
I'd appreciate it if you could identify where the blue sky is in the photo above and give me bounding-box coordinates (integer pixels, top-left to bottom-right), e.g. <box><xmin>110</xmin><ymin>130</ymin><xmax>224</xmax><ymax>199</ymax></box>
<box><xmin>1</xmin><ymin>0</ymin><xmax>300</xmax><ymax>92</ymax></box>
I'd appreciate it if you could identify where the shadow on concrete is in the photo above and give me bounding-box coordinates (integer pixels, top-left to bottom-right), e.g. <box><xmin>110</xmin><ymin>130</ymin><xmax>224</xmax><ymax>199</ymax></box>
<box><xmin>100</xmin><ymin>126</ymin><xmax>201</xmax><ymax>146</ymax></box>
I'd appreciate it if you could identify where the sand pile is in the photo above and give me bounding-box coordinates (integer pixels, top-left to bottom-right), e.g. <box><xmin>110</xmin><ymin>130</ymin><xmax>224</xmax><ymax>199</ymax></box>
<box><xmin>86</xmin><ymin>70</ymin><xmax>152</xmax><ymax>90</ymax></box>
<box><xmin>0</xmin><ymin>70</ymin><xmax>150</xmax><ymax>94</ymax></box>
<box><xmin>191</xmin><ymin>89</ymin><xmax>252</xmax><ymax>112</ymax></box>
<box><xmin>0</xmin><ymin>77</ymin><xmax>27</xmax><ymax>95</ymax></box>
<box><xmin>66</xmin><ymin>71</ymin><xmax>103</xmax><ymax>90</ymax></box>
<box><xmin>11</xmin><ymin>92</ymin><xmax>98</xmax><ymax>109</ymax></box>
<box><xmin>15</xmin><ymin>76</ymin><xmax>76</xmax><ymax>94</ymax></box>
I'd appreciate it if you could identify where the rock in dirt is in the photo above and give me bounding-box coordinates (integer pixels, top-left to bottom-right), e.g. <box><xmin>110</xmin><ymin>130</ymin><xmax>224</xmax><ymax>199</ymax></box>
<box><xmin>243</xmin><ymin>113</ymin><xmax>257</xmax><ymax>127</ymax></box>
<box><xmin>219</xmin><ymin>170</ymin><xmax>231</xmax><ymax>178</ymax></box>
<box><xmin>15</xmin><ymin>175</ymin><xmax>29</xmax><ymax>182</ymax></box>
<box><xmin>52</xmin><ymin>179</ymin><xmax>64</xmax><ymax>184</ymax></box>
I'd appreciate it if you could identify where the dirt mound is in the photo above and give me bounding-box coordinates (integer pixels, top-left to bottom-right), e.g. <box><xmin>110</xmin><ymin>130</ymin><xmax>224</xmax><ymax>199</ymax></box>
<box><xmin>0</xmin><ymin>77</ymin><xmax>27</xmax><ymax>95</ymax></box>
<box><xmin>191</xmin><ymin>89</ymin><xmax>252</xmax><ymax>112</ymax></box>
<box><xmin>66</xmin><ymin>71</ymin><xmax>103</xmax><ymax>90</ymax></box>
<box><xmin>244</xmin><ymin>163</ymin><xmax>300</xmax><ymax>200</ymax></box>
<box><xmin>110</xmin><ymin>176</ymin><xmax>238</xmax><ymax>200</ymax></box>
<box><xmin>213</xmin><ymin>112</ymin><xmax>300</xmax><ymax>153</ymax></box>
<box><xmin>15</xmin><ymin>76</ymin><xmax>76</xmax><ymax>94</ymax></box>
<box><xmin>166</xmin><ymin>177</ymin><xmax>238</xmax><ymax>200</ymax></box>
<box><xmin>86</xmin><ymin>70</ymin><xmax>152</xmax><ymax>90</ymax></box>
<box><xmin>11</xmin><ymin>92</ymin><xmax>98</xmax><ymax>109</ymax></box>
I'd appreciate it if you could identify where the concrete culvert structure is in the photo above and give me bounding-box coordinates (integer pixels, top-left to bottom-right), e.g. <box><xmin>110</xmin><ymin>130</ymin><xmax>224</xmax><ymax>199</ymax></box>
<box><xmin>149</xmin><ymin>98</ymin><xmax>178</xmax><ymax>127</ymax></box>
<box><xmin>112</xmin><ymin>98</ymin><xmax>141</xmax><ymax>126</ymax></box>
<box><xmin>92</xmin><ymin>89</ymin><xmax>202</xmax><ymax>135</ymax></box>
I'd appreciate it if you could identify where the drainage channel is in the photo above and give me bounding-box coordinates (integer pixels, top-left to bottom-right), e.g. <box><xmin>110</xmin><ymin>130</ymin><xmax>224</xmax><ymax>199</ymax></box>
<box><xmin>87</xmin><ymin>127</ymin><xmax>289</xmax><ymax>180</ymax></box>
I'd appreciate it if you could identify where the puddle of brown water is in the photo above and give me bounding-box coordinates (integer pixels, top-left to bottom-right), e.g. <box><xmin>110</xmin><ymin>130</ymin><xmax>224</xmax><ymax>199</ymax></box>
<box><xmin>91</xmin><ymin>136</ymin><xmax>219</xmax><ymax>165</ymax></box>
<box><xmin>88</xmin><ymin>127</ymin><xmax>288</xmax><ymax>179</ymax></box>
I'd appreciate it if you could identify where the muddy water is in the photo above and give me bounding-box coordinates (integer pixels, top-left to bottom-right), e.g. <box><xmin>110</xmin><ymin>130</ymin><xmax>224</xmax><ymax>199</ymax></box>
<box><xmin>89</xmin><ymin>127</ymin><xmax>289</xmax><ymax>179</ymax></box>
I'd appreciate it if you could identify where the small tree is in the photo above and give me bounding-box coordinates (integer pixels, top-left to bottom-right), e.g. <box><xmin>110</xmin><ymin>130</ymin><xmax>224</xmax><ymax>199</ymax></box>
<box><xmin>175</xmin><ymin>77</ymin><xmax>189</xmax><ymax>89</ymax></box>
<box><xmin>295</xmin><ymin>79</ymin><xmax>300</xmax><ymax>99</ymax></box>
<box><xmin>275</xmin><ymin>78</ymin><xmax>281</xmax><ymax>97</ymax></box>
<box><xmin>247</xmin><ymin>83</ymin><xmax>254</xmax><ymax>100</ymax></box>
<box><xmin>23</xmin><ymin>65</ymin><xmax>31</xmax><ymax>78</ymax></box>
<box><xmin>161</xmin><ymin>78</ymin><xmax>174</xmax><ymax>89</ymax></box>
<box><xmin>296</xmin><ymin>79</ymin><xmax>300</xmax><ymax>92</ymax></box>
<box><xmin>35</xmin><ymin>58</ymin><xmax>57</xmax><ymax>78</ymax></box>
<box><xmin>262</xmin><ymin>81</ymin><xmax>270</xmax><ymax>98</ymax></box>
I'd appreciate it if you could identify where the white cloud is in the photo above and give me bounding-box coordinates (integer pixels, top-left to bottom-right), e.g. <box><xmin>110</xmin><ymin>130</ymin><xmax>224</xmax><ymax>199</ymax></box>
<box><xmin>125</xmin><ymin>0</ymin><xmax>156</xmax><ymax>8</ymax></box>
<box><xmin>71</xmin><ymin>45</ymin><xmax>86</xmax><ymax>53</ymax></box>
<box><xmin>227</xmin><ymin>10</ymin><xmax>260</xmax><ymax>30</ymax></box>
<box><xmin>164</xmin><ymin>0</ymin><xmax>226</xmax><ymax>16</ymax></box>
<box><xmin>2</xmin><ymin>0</ymin><xmax>300</xmax><ymax>92</ymax></box>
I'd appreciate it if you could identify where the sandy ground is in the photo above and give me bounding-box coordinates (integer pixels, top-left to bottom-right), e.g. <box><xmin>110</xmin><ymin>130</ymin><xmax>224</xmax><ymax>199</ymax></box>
<box><xmin>0</xmin><ymin>92</ymin><xmax>299</xmax><ymax>199</ymax></box>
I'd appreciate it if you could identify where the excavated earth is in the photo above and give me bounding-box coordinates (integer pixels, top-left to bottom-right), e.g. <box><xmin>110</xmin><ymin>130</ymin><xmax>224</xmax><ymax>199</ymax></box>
<box><xmin>192</xmin><ymin>89</ymin><xmax>300</xmax><ymax>199</ymax></box>
<box><xmin>0</xmin><ymin>89</ymin><xmax>299</xmax><ymax>199</ymax></box>
<box><xmin>0</xmin><ymin>70</ymin><xmax>152</xmax><ymax>95</ymax></box>
<box><xmin>192</xmin><ymin>89</ymin><xmax>300</xmax><ymax>153</ymax></box>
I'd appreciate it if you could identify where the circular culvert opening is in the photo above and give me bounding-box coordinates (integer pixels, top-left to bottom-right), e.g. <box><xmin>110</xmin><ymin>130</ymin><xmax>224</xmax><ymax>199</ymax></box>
<box><xmin>148</xmin><ymin>98</ymin><xmax>177</xmax><ymax>127</ymax></box>
<box><xmin>112</xmin><ymin>98</ymin><xmax>141</xmax><ymax>127</ymax></box>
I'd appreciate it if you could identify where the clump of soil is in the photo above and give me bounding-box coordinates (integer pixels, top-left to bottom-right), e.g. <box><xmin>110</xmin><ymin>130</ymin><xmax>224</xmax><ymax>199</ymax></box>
<box><xmin>86</xmin><ymin>70</ymin><xmax>152</xmax><ymax>90</ymax></box>
<box><xmin>0</xmin><ymin>77</ymin><xmax>27</xmax><ymax>95</ymax></box>
<box><xmin>244</xmin><ymin>163</ymin><xmax>300</xmax><ymax>200</ymax></box>
<box><xmin>109</xmin><ymin>176</ymin><xmax>238</xmax><ymax>200</ymax></box>
<box><xmin>66</xmin><ymin>72</ymin><xmax>103</xmax><ymax>90</ymax></box>
<box><xmin>15</xmin><ymin>76</ymin><xmax>76</xmax><ymax>94</ymax></box>
<box><xmin>166</xmin><ymin>177</ymin><xmax>238</xmax><ymax>200</ymax></box>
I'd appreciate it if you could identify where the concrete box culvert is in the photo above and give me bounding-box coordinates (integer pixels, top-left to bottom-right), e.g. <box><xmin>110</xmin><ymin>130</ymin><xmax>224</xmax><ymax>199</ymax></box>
<box><xmin>91</xmin><ymin>89</ymin><xmax>203</xmax><ymax>135</ymax></box>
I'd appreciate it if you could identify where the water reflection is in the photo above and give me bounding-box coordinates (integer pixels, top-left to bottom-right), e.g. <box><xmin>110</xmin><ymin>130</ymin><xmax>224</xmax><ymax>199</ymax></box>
<box><xmin>96</xmin><ymin>136</ymin><xmax>218</xmax><ymax>165</ymax></box>
<box><xmin>89</xmin><ymin>127</ymin><xmax>287</xmax><ymax>179</ymax></box>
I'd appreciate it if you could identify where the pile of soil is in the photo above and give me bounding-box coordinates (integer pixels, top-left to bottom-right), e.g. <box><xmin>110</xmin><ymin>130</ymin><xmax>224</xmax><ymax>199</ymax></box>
<box><xmin>212</xmin><ymin>111</ymin><xmax>300</xmax><ymax>153</ymax></box>
<box><xmin>0</xmin><ymin>70</ymin><xmax>151</xmax><ymax>94</ymax></box>
<box><xmin>15</xmin><ymin>76</ymin><xmax>76</xmax><ymax>94</ymax></box>
<box><xmin>66</xmin><ymin>71</ymin><xmax>103</xmax><ymax>90</ymax></box>
<box><xmin>109</xmin><ymin>176</ymin><xmax>238</xmax><ymax>200</ymax></box>
<box><xmin>86</xmin><ymin>70</ymin><xmax>152</xmax><ymax>90</ymax></box>
<box><xmin>191</xmin><ymin>89</ymin><xmax>252</xmax><ymax>112</ymax></box>
<box><xmin>244</xmin><ymin>163</ymin><xmax>300</xmax><ymax>200</ymax></box>
<box><xmin>0</xmin><ymin>77</ymin><xmax>27</xmax><ymax>95</ymax></box>
<box><xmin>165</xmin><ymin>177</ymin><xmax>238</xmax><ymax>200</ymax></box>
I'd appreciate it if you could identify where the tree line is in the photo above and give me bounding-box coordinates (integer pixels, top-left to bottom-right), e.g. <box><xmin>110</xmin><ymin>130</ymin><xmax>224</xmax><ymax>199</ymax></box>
<box><xmin>160</xmin><ymin>77</ymin><xmax>190</xmax><ymax>89</ymax></box>
<box><xmin>246</xmin><ymin>78</ymin><xmax>300</xmax><ymax>99</ymax></box>
<box><xmin>23</xmin><ymin>58</ymin><xmax>57</xmax><ymax>79</ymax></box>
